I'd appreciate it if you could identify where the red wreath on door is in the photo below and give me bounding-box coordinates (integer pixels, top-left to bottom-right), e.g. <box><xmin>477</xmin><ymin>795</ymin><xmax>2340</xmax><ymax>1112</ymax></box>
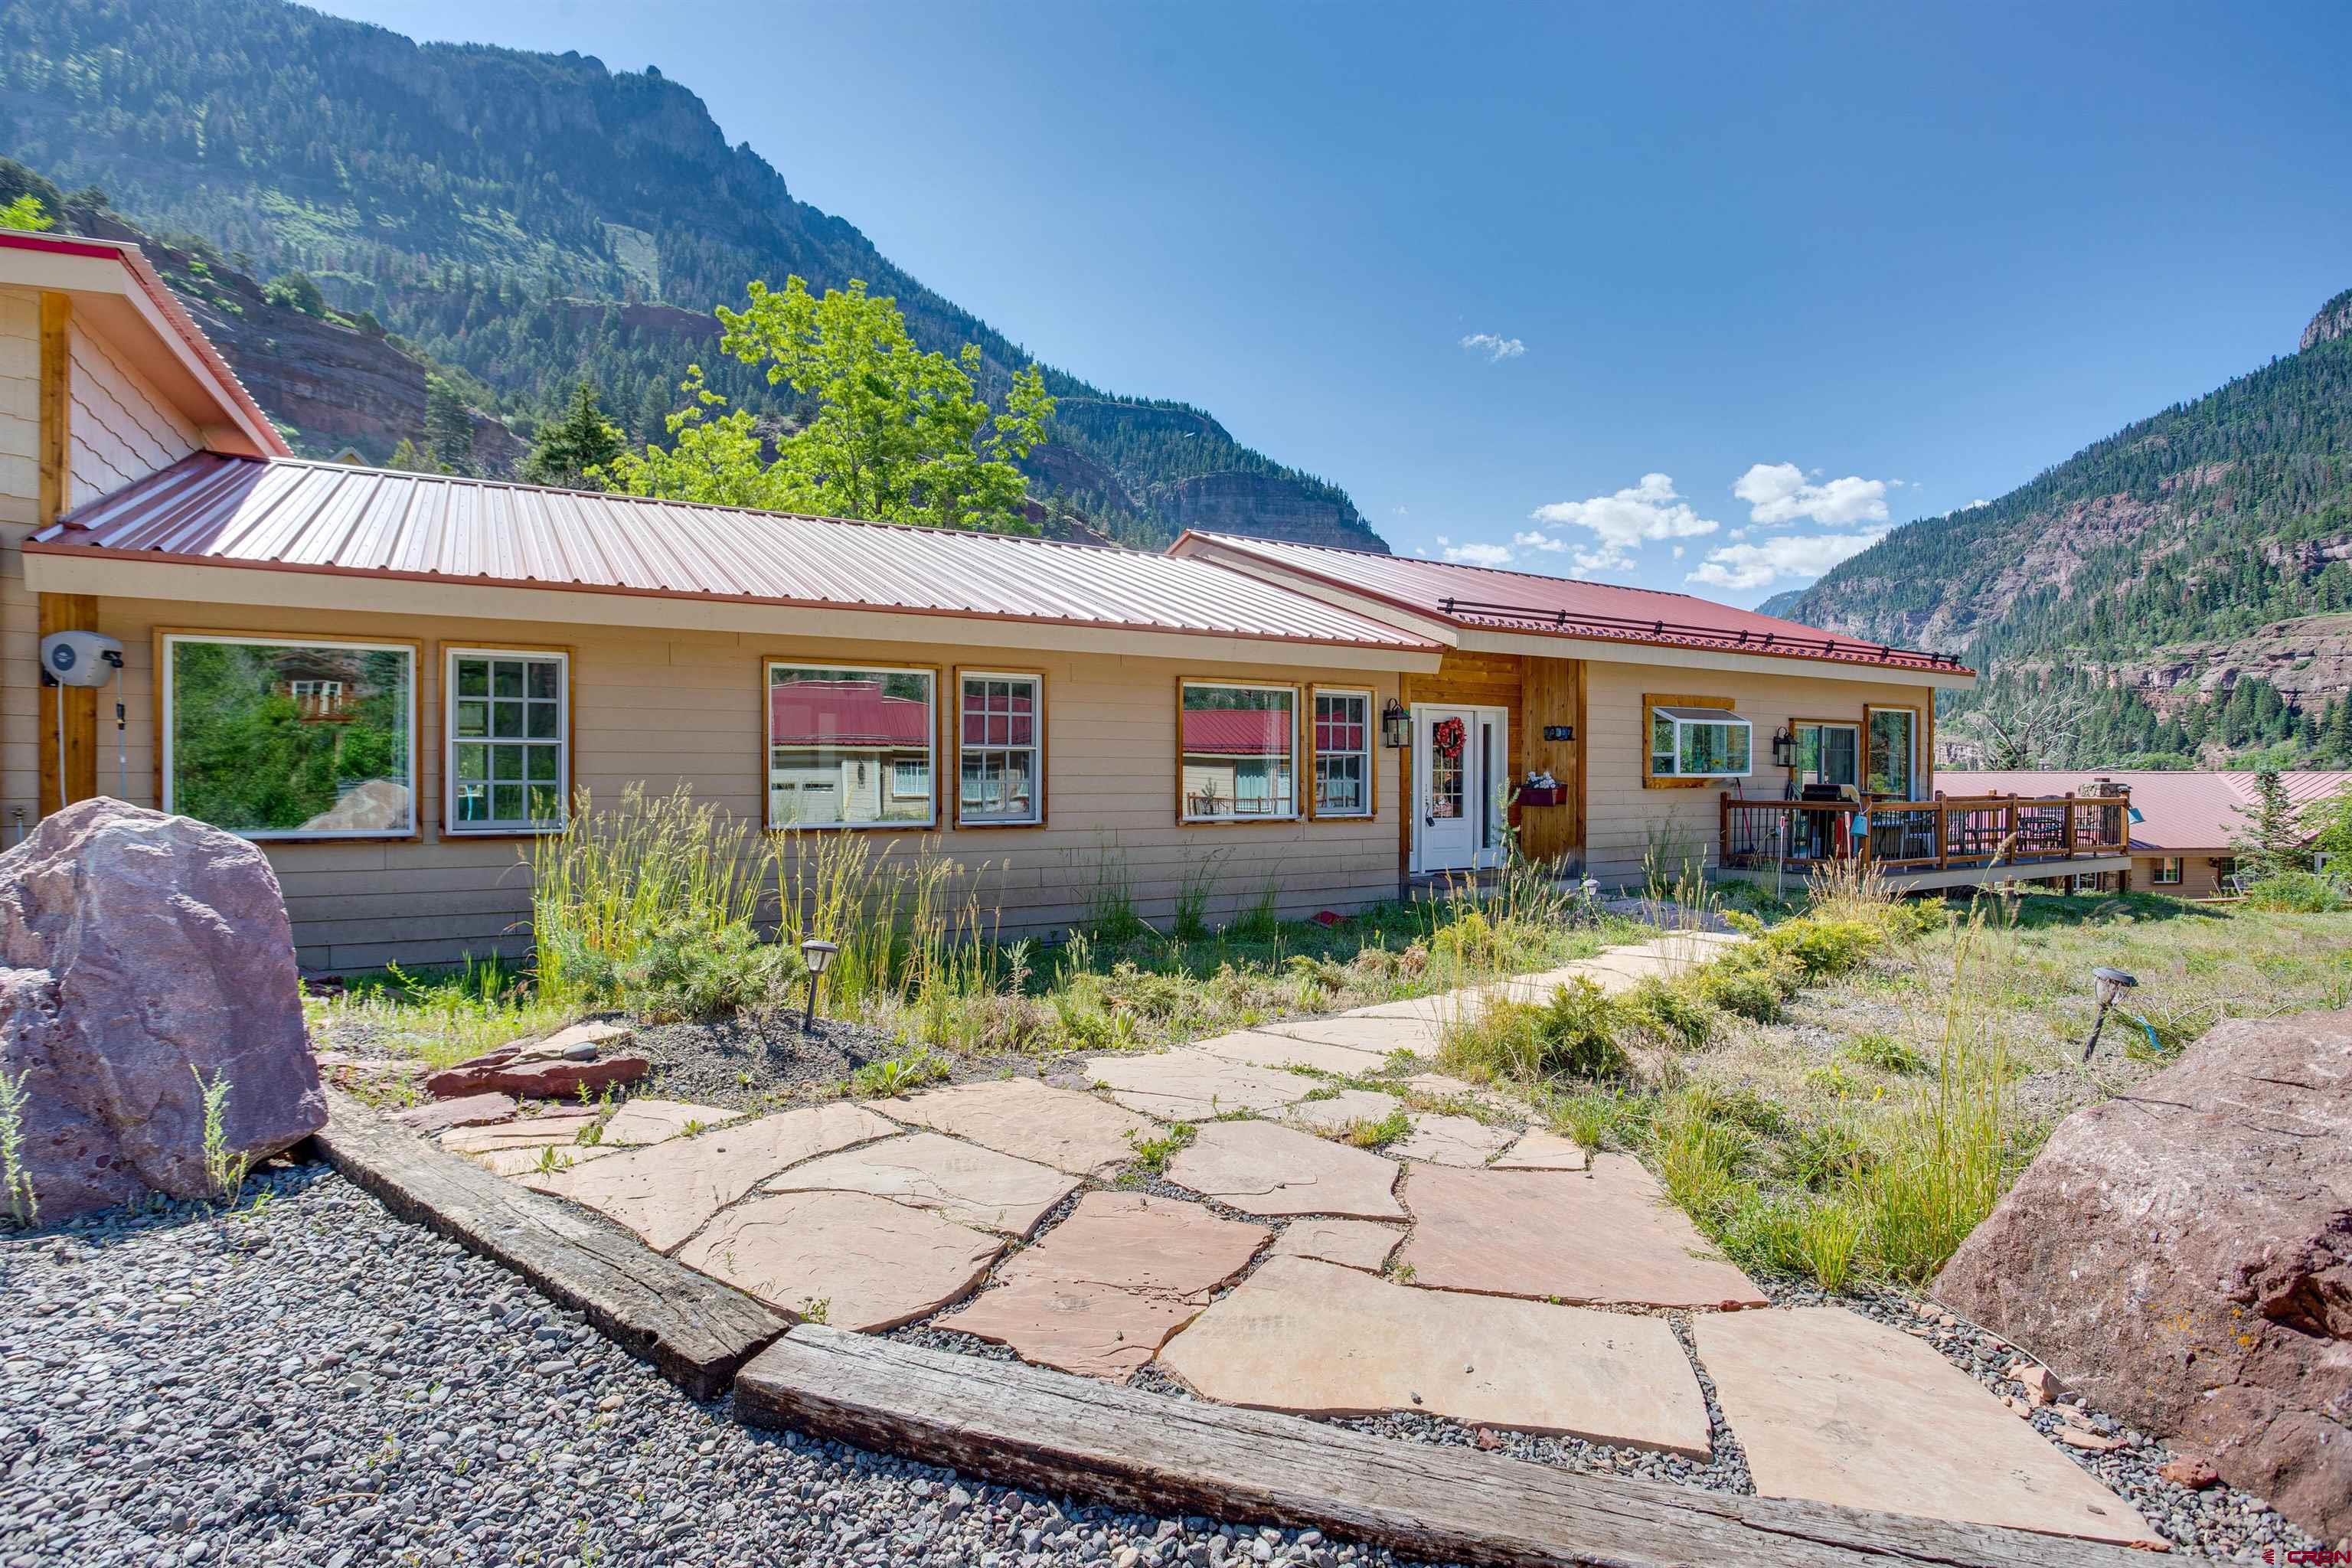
<box><xmin>1432</xmin><ymin>717</ymin><xmax>1466</xmax><ymax>763</ymax></box>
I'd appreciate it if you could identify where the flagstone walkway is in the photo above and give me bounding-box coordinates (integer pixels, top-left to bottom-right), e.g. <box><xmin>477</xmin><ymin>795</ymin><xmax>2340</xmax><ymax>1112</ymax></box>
<box><xmin>439</xmin><ymin>926</ymin><xmax>2163</xmax><ymax>1548</ymax></box>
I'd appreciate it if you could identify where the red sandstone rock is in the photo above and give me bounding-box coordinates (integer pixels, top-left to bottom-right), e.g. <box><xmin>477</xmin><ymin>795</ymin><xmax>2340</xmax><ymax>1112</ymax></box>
<box><xmin>0</xmin><ymin>799</ymin><xmax>324</xmax><ymax>1221</ymax></box>
<box><xmin>1933</xmin><ymin>1008</ymin><xmax>2352</xmax><ymax>1544</ymax></box>
<box><xmin>422</xmin><ymin>1053</ymin><xmax>648</xmax><ymax>1100</ymax></box>
<box><xmin>2158</xmin><ymin>1455</ymin><xmax>2222</xmax><ymax>1490</ymax></box>
<box><xmin>396</xmin><ymin>1093</ymin><xmax>516</xmax><ymax>1133</ymax></box>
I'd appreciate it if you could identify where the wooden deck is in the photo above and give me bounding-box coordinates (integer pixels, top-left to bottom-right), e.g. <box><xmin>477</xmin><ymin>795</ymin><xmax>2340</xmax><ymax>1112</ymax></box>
<box><xmin>1720</xmin><ymin>792</ymin><xmax>2132</xmax><ymax>882</ymax></box>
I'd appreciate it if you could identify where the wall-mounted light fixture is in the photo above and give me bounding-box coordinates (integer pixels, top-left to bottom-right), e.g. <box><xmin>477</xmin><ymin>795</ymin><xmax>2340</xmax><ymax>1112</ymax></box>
<box><xmin>1771</xmin><ymin>727</ymin><xmax>1797</xmax><ymax>769</ymax></box>
<box><xmin>1380</xmin><ymin>699</ymin><xmax>1410</xmax><ymax>749</ymax></box>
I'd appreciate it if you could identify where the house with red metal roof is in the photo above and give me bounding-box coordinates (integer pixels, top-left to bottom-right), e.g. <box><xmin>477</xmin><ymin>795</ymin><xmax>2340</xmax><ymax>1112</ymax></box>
<box><xmin>8</xmin><ymin>233</ymin><xmax>2079</xmax><ymax>968</ymax></box>
<box><xmin>1932</xmin><ymin>769</ymin><xmax>2352</xmax><ymax>897</ymax></box>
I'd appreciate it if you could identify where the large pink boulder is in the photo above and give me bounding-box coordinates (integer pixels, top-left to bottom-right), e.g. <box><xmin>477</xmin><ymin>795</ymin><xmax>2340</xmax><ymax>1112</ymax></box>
<box><xmin>1933</xmin><ymin>1009</ymin><xmax>2352</xmax><ymax>1546</ymax></box>
<box><xmin>0</xmin><ymin>799</ymin><xmax>324</xmax><ymax>1223</ymax></box>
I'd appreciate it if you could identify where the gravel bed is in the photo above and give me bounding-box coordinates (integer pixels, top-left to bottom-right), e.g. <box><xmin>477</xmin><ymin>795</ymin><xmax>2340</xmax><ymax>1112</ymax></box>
<box><xmin>0</xmin><ymin>1161</ymin><xmax>1439</xmax><ymax>1568</ymax></box>
<box><xmin>629</xmin><ymin>1013</ymin><xmax>902</xmax><ymax>1108</ymax></box>
<box><xmin>1765</xmin><ymin>1276</ymin><xmax>2320</xmax><ymax>1558</ymax></box>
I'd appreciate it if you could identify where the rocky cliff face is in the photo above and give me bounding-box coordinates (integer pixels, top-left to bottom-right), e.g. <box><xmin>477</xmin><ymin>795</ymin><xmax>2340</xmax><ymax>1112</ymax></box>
<box><xmin>2302</xmin><ymin>288</ymin><xmax>2352</xmax><ymax>352</ymax></box>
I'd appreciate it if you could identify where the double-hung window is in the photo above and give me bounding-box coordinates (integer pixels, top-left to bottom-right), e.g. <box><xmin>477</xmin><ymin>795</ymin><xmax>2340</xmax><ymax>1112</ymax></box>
<box><xmin>959</xmin><ymin>673</ymin><xmax>1042</xmax><ymax>825</ymax></box>
<box><xmin>2150</xmin><ymin>856</ymin><xmax>2183</xmax><ymax>886</ymax></box>
<box><xmin>768</xmin><ymin>663</ymin><xmax>936</xmax><ymax>829</ymax></box>
<box><xmin>1181</xmin><ymin>681</ymin><xmax>1297</xmax><ymax>822</ymax></box>
<box><xmin>1649</xmin><ymin>705</ymin><xmax>1752</xmax><ymax>780</ymax></box>
<box><xmin>447</xmin><ymin>648</ymin><xmax>568</xmax><ymax>832</ymax></box>
<box><xmin>161</xmin><ymin>632</ymin><xmax>418</xmax><ymax>839</ymax></box>
<box><xmin>1312</xmin><ymin>688</ymin><xmax>1372</xmax><ymax>818</ymax></box>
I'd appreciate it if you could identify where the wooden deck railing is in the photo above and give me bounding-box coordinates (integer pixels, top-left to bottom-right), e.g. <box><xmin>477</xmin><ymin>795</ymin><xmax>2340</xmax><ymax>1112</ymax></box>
<box><xmin>1720</xmin><ymin>792</ymin><xmax>2131</xmax><ymax>874</ymax></box>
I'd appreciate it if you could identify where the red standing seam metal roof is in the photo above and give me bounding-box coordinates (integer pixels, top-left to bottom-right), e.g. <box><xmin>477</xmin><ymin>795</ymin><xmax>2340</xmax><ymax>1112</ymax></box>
<box><xmin>31</xmin><ymin>454</ymin><xmax>1440</xmax><ymax>652</ymax></box>
<box><xmin>1176</xmin><ymin>531</ymin><xmax>1972</xmax><ymax>677</ymax></box>
<box><xmin>1932</xmin><ymin>769</ymin><xmax>2352</xmax><ymax>851</ymax></box>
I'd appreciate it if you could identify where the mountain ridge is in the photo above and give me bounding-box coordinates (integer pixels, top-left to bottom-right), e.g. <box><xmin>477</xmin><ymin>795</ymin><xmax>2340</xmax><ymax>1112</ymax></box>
<box><xmin>0</xmin><ymin>0</ymin><xmax>1385</xmax><ymax>551</ymax></box>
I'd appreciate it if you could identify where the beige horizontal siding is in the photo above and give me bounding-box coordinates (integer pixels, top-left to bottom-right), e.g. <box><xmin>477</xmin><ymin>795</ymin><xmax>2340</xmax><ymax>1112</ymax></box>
<box><xmin>82</xmin><ymin>596</ymin><xmax>1406</xmax><ymax>970</ymax></box>
<box><xmin>1582</xmin><ymin>661</ymin><xmax>1944</xmax><ymax>889</ymax></box>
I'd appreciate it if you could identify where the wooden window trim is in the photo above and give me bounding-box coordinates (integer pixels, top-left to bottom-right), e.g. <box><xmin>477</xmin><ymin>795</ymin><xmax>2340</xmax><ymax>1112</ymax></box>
<box><xmin>951</xmin><ymin>667</ymin><xmax>1047</xmax><ymax>830</ymax></box>
<box><xmin>1864</xmin><ymin>704</ymin><xmax>1924</xmax><ymax>801</ymax></box>
<box><xmin>440</xmin><ymin>643</ymin><xmax>576</xmax><ymax>839</ymax></box>
<box><xmin>155</xmin><ymin>627</ymin><xmax>424</xmax><ymax>843</ymax></box>
<box><xmin>1306</xmin><ymin>683</ymin><xmax>1376</xmax><ymax>822</ymax></box>
<box><xmin>1642</xmin><ymin>692</ymin><xmax>1741</xmax><ymax>790</ymax></box>
<box><xmin>1177</xmin><ymin>676</ymin><xmax>1302</xmax><ymax>827</ymax></box>
<box><xmin>762</xmin><ymin>657</ymin><xmax>942</xmax><ymax>832</ymax></box>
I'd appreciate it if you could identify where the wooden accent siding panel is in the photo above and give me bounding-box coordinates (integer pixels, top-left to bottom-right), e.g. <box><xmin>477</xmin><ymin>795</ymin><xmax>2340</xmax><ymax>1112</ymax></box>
<box><xmin>0</xmin><ymin>288</ymin><xmax>41</xmax><ymax>828</ymax></box>
<box><xmin>1519</xmin><ymin>656</ymin><xmax>1583</xmax><ymax>861</ymax></box>
<box><xmin>66</xmin><ymin>318</ymin><xmax>201</xmax><ymax>501</ymax></box>
<box><xmin>89</xmin><ymin>596</ymin><xmax>1406</xmax><ymax>971</ymax></box>
<box><xmin>1583</xmin><ymin>662</ymin><xmax>1949</xmax><ymax>889</ymax></box>
<box><xmin>36</xmin><ymin>592</ymin><xmax>97</xmax><ymax>814</ymax></box>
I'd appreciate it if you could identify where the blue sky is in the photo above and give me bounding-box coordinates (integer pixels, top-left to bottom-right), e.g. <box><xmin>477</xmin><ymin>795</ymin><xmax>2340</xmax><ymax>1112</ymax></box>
<box><xmin>318</xmin><ymin>1</ymin><xmax>2352</xmax><ymax>603</ymax></box>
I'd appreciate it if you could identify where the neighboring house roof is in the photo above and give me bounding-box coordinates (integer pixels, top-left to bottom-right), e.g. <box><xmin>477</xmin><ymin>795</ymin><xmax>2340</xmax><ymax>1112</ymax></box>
<box><xmin>0</xmin><ymin>230</ymin><xmax>289</xmax><ymax>459</ymax></box>
<box><xmin>772</xmin><ymin>679</ymin><xmax>933</xmax><ymax>748</ymax></box>
<box><xmin>1170</xmin><ymin>531</ymin><xmax>1973</xmax><ymax>678</ymax></box>
<box><xmin>1181</xmin><ymin>707</ymin><xmax>1295</xmax><ymax>756</ymax></box>
<box><xmin>1932</xmin><ymin>769</ymin><xmax>2352</xmax><ymax>851</ymax></box>
<box><xmin>29</xmin><ymin>453</ymin><xmax>1439</xmax><ymax>653</ymax></box>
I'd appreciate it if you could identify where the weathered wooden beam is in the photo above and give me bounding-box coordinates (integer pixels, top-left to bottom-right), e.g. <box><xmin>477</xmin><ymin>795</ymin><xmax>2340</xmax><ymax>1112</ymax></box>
<box><xmin>37</xmin><ymin>291</ymin><xmax>67</xmax><ymax>527</ymax></box>
<box><xmin>312</xmin><ymin>1089</ymin><xmax>788</xmax><ymax>1400</ymax></box>
<box><xmin>737</xmin><ymin>1326</ymin><xmax>2151</xmax><ymax>1568</ymax></box>
<box><xmin>37</xmin><ymin>591</ymin><xmax>99</xmax><ymax>814</ymax></box>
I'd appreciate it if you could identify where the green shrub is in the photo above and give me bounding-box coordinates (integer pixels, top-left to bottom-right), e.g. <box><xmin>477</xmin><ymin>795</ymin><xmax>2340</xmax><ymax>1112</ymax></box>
<box><xmin>851</xmin><ymin>1050</ymin><xmax>950</xmax><ymax>1098</ymax></box>
<box><xmin>1759</xmin><ymin>915</ymin><xmax>1886</xmax><ymax>980</ymax></box>
<box><xmin>1623</xmin><ymin>976</ymin><xmax>1717</xmax><ymax>1050</ymax></box>
<box><xmin>1780</xmin><ymin>1119</ymin><xmax>1873</xmax><ymax>1191</ymax></box>
<box><xmin>608</xmin><ymin>916</ymin><xmax>793</xmax><ymax>1022</ymax></box>
<box><xmin>2243</xmin><ymin>871</ymin><xmax>2347</xmax><ymax>913</ymax></box>
<box><xmin>1690</xmin><ymin>946</ymin><xmax>1804</xmax><ymax>1021</ymax></box>
<box><xmin>1841</xmin><ymin>1032</ymin><xmax>1926</xmax><ymax>1074</ymax></box>
<box><xmin>1530</xmin><ymin>978</ymin><xmax>1630</xmax><ymax>1078</ymax></box>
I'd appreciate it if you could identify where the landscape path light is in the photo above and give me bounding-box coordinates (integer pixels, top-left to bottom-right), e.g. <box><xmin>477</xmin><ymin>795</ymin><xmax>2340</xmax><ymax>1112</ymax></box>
<box><xmin>800</xmin><ymin>938</ymin><xmax>840</xmax><ymax>1034</ymax></box>
<box><xmin>2082</xmin><ymin>965</ymin><xmax>2138</xmax><ymax>1062</ymax></box>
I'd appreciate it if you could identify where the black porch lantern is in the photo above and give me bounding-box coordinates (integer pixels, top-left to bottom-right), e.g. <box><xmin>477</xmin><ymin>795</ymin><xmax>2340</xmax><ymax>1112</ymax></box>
<box><xmin>1770</xmin><ymin>727</ymin><xmax>1798</xmax><ymax>769</ymax></box>
<box><xmin>1380</xmin><ymin>699</ymin><xmax>1410</xmax><ymax>749</ymax></box>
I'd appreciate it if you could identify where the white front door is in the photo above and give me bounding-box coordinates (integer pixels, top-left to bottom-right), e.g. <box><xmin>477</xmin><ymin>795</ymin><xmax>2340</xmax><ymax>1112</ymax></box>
<box><xmin>1416</xmin><ymin>704</ymin><xmax>1482</xmax><ymax>873</ymax></box>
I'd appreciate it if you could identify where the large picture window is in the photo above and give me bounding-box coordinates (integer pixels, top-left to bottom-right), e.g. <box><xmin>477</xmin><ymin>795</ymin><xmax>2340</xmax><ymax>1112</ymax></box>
<box><xmin>1649</xmin><ymin>705</ymin><xmax>1751</xmax><ymax>779</ymax></box>
<box><xmin>1312</xmin><ymin>688</ymin><xmax>1372</xmax><ymax>818</ymax></box>
<box><xmin>1181</xmin><ymin>681</ymin><xmax>1297</xmax><ymax>822</ymax></box>
<box><xmin>768</xmin><ymin>663</ymin><xmax>936</xmax><ymax>828</ymax></box>
<box><xmin>447</xmin><ymin>648</ymin><xmax>567</xmax><ymax>833</ymax></box>
<box><xmin>162</xmin><ymin>633</ymin><xmax>417</xmax><ymax>839</ymax></box>
<box><xmin>958</xmin><ymin>673</ymin><xmax>1042</xmax><ymax>825</ymax></box>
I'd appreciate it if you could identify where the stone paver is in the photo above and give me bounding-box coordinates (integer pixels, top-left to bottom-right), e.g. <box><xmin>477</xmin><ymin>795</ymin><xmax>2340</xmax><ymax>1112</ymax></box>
<box><xmin>397</xmin><ymin>1093</ymin><xmax>515</xmax><ymax>1134</ymax></box>
<box><xmin>1279</xmin><ymin>1089</ymin><xmax>1404</xmax><ymax>1137</ymax></box>
<box><xmin>468</xmin><ymin>1142</ymin><xmax>621</xmax><ymax>1178</ymax></box>
<box><xmin>1697</xmin><ymin>1308</ymin><xmax>2163</xmax><ymax>1547</ymax></box>
<box><xmin>1158</xmin><ymin>1256</ymin><xmax>1711</xmax><ymax>1455</ymax></box>
<box><xmin>1191</xmin><ymin>1028</ymin><xmax>1391</xmax><ymax>1077</ymax></box>
<box><xmin>863</xmin><ymin>1078</ymin><xmax>1153</xmax><ymax>1176</ymax></box>
<box><xmin>525</xmin><ymin>1102</ymin><xmax>896</xmax><ymax>1253</ymax></box>
<box><xmin>1390</xmin><ymin>1112</ymin><xmax>1513</xmax><ymax>1168</ymax></box>
<box><xmin>1335</xmin><ymin>991</ymin><xmax>1493</xmax><ymax>1027</ymax></box>
<box><xmin>1398</xmin><ymin>1157</ymin><xmax>1767</xmax><ymax>1308</ymax></box>
<box><xmin>940</xmin><ymin>1192</ymin><xmax>1269</xmax><ymax>1380</ymax></box>
<box><xmin>1165</xmin><ymin>1120</ymin><xmax>1405</xmax><ymax>1219</ymax></box>
<box><xmin>765</xmin><ymin>1131</ymin><xmax>1078</xmax><ymax>1236</ymax></box>
<box><xmin>1266</xmin><ymin>1217</ymin><xmax>1403</xmax><ymax>1272</ymax></box>
<box><xmin>1400</xmin><ymin>1072</ymin><xmax>1500</xmax><ymax>1106</ymax></box>
<box><xmin>1259</xmin><ymin>1013</ymin><xmax>1440</xmax><ymax>1056</ymax></box>
<box><xmin>599</xmin><ymin>1098</ymin><xmax>740</xmax><ymax>1146</ymax></box>
<box><xmin>675</xmin><ymin>1189</ymin><xmax>1002</xmax><ymax>1331</ymax></box>
<box><xmin>1085</xmin><ymin>1050</ymin><xmax>1316</xmax><ymax>1122</ymax></box>
<box><xmin>441</xmin><ymin>1110</ymin><xmax>600</xmax><ymax>1154</ymax></box>
<box><xmin>1491</xmin><ymin>1129</ymin><xmax>1591</xmax><ymax>1171</ymax></box>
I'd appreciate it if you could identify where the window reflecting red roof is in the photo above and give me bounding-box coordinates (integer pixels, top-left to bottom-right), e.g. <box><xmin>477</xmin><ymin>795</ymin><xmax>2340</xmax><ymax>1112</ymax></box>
<box><xmin>1181</xmin><ymin>709</ymin><xmax>1294</xmax><ymax>756</ymax></box>
<box><xmin>770</xmin><ymin>678</ymin><xmax>933</xmax><ymax>748</ymax></box>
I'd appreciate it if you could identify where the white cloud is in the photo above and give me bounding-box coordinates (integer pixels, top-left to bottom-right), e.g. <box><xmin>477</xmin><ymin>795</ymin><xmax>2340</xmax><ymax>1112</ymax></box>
<box><xmin>1511</xmin><ymin>530</ymin><xmax>1564</xmax><ymax>553</ymax></box>
<box><xmin>1459</xmin><ymin>332</ymin><xmax>1527</xmax><ymax>362</ymax></box>
<box><xmin>1685</xmin><ymin>529</ymin><xmax>1889</xmax><ymax>591</ymax></box>
<box><xmin>1521</xmin><ymin>472</ymin><xmax>1720</xmax><ymax>573</ymax></box>
<box><xmin>1732</xmin><ymin>461</ymin><xmax>1891</xmax><ymax>528</ymax></box>
<box><xmin>1442</xmin><ymin>540</ymin><xmax>1517</xmax><ymax>567</ymax></box>
<box><xmin>1962</xmin><ymin>498</ymin><xmax>1990</xmax><ymax>511</ymax></box>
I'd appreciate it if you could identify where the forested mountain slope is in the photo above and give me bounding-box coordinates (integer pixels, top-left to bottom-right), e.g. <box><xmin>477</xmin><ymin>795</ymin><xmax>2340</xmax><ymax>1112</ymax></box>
<box><xmin>1782</xmin><ymin>294</ymin><xmax>2352</xmax><ymax>768</ymax></box>
<box><xmin>0</xmin><ymin>0</ymin><xmax>1383</xmax><ymax>550</ymax></box>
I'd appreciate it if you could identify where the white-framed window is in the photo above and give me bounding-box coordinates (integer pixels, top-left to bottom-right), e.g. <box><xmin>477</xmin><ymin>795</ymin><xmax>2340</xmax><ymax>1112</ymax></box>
<box><xmin>162</xmin><ymin>632</ymin><xmax>417</xmax><ymax>840</ymax></box>
<box><xmin>1792</xmin><ymin>721</ymin><xmax>1860</xmax><ymax>789</ymax></box>
<box><xmin>958</xmin><ymin>672</ymin><xmax>1042</xmax><ymax>825</ymax></box>
<box><xmin>768</xmin><ymin>662</ymin><xmax>936</xmax><ymax>829</ymax></box>
<box><xmin>1181</xmin><ymin>681</ymin><xmax>1298</xmax><ymax>822</ymax></box>
<box><xmin>1650</xmin><ymin>705</ymin><xmax>1752</xmax><ymax>779</ymax></box>
<box><xmin>1312</xmin><ymin>688</ymin><xmax>1372</xmax><ymax>818</ymax></box>
<box><xmin>446</xmin><ymin>648</ymin><xmax>568</xmax><ymax>833</ymax></box>
<box><xmin>2150</xmin><ymin>856</ymin><xmax>2183</xmax><ymax>886</ymax></box>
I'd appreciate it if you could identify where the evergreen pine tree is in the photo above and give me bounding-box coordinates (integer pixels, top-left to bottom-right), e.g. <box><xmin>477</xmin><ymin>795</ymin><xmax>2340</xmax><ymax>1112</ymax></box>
<box><xmin>2230</xmin><ymin>768</ymin><xmax>2304</xmax><ymax>881</ymax></box>
<box><xmin>423</xmin><ymin>377</ymin><xmax>477</xmax><ymax>476</ymax></box>
<box><xmin>520</xmin><ymin>380</ymin><xmax>624</xmax><ymax>490</ymax></box>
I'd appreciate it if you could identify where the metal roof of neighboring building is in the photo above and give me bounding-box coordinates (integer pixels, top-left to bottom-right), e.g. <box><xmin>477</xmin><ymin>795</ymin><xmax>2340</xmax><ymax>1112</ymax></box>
<box><xmin>31</xmin><ymin>454</ymin><xmax>1439</xmax><ymax>652</ymax></box>
<box><xmin>1173</xmin><ymin>531</ymin><xmax>1972</xmax><ymax>677</ymax></box>
<box><xmin>1932</xmin><ymin>769</ymin><xmax>2352</xmax><ymax>851</ymax></box>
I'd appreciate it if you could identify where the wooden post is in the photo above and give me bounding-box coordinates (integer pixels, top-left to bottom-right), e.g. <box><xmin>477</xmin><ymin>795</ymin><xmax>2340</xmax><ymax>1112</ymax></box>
<box><xmin>1936</xmin><ymin>798</ymin><xmax>1950</xmax><ymax>870</ymax></box>
<box><xmin>2061</xmin><ymin>791</ymin><xmax>2076</xmax><ymax>859</ymax></box>
<box><xmin>35</xmin><ymin>293</ymin><xmax>100</xmax><ymax>818</ymax></box>
<box><xmin>2004</xmin><ymin>797</ymin><xmax>2019</xmax><ymax>863</ymax></box>
<box><xmin>1719</xmin><ymin>792</ymin><xmax>1731</xmax><ymax>866</ymax></box>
